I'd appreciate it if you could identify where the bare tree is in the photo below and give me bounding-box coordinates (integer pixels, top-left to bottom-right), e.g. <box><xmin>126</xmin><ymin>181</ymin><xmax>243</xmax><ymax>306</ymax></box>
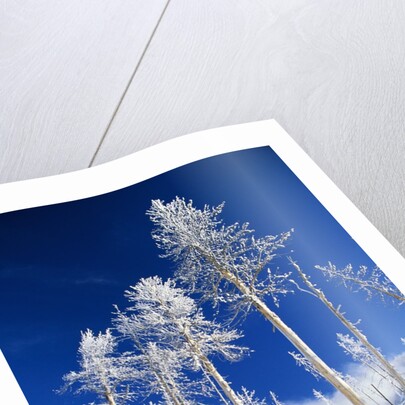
<box><xmin>147</xmin><ymin>197</ymin><xmax>364</xmax><ymax>404</ymax></box>
<box><xmin>290</xmin><ymin>259</ymin><xmax>405</xmax><ymax>393</ymax></box>
<box><xmin>315</xmin><ymin>262</ymin><xmax>405</xmax><ymax>304</ymax></box>
<box><xmin>114</xmin><ymin>308</ymin><xmax>202</xmax><ymax>405</ymax></box>
<box><xmin>291</xmin><ymin>351</ymin><xmax>387</xmax><ymax>404</ymax></box>
<box><xmin>337</xmin><ymin>334</ymin><xmax>403</xmax><ymax>400</ymax></box>
<box><xmin>60</xmin><ymin>329</ymin><xmax>136</xmax><ymax>405</ymax></box>
<box><xmin>116</xmin><ymin>276</ymin><xmax>250</xmax><ymax>405</ymax></box>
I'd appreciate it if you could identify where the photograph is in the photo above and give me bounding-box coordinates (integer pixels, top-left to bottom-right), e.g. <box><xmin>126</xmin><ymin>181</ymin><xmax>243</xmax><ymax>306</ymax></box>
<box><xmin>0</xmin><ymin>145</ymin><xmax>404</xmax><ymax>405</ymax></box>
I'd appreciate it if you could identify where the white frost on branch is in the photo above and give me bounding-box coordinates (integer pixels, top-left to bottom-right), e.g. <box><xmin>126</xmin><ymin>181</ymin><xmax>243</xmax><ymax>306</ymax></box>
<box><xmin>337</xmin><ymin>334</ymin><xmax>402</xmax><ymax>393</ymax></box>
<box><xmin>121</xmin><ymin>276</ymin><xmax>249</xmax><ymax>363</ymax></box>
<box><xmin>287</xmin><ymin>352</ymin><xmax>405</xmax><ymax>405</ymax></box>
<box><xmin>60</xmin><ymin>329</ymin><xmax>137</xmax><ymax>405</ymax></box>
<box><xmin>269</xmin><ymin>390</ymin><xmax>285</xmax><ymax>405</ymax></box>
<box><xmin>290</xmin><ymin>259</ymin><xmax>405</xmax><ymax>392</ymax></box>
<box><xmin>312</xmin><ymin>390</ymin><xmax>333</xmax><ymax>404</ymax></box>
<box><xmin>289</xmin><ymin>347</ymin><xmax>397</xmax><ymax>405</ymax></box>
<box><xmin>315</xmin><ymin>262</ymin><xmax>404</xmax><ymax>304</ymax></box>
<box><xmin>288</xmin><ymin>351</ymin><xmax>322</xmax><ymax>381</ymax></box>
<box><xmin>115</xmin><ymin>276</ymin><xmax>249</xmax><ymax>405</ymax></box>
<box><xmin>140</xmin><ymin>342</ymin><xmax>201</xmax><ymax>405</ymax></box>
<box><xmin>236</xmin><ymin>387</ymin><xmax>267</xmax><ymax>404</ymax></box>
<box><xmin>338</xmin><ymin>334</ymin><xmax>381</xmax><ymax>369</ymax></box>
<box><xmin>147</xmin><ymin>197</ymin><xmax>293</xmax><ymax>315</ymax></box>
<box><xmin>114</xmin><ymin>306</ymin><xmax>204</xmax><ymax>405</ymax></box>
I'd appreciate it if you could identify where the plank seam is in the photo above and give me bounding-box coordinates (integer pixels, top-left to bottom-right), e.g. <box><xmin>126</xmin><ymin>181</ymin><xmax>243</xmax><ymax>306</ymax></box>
<box><xmin>88</xmin><ymin>0</ymin><xmax>172</xmax><ymax>167</ymax></box>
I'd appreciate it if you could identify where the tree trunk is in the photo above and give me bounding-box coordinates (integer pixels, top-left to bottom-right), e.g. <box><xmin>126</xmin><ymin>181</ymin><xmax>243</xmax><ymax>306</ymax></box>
<box><xmin>105</xmin><ymin>391</ymin><xmax>116</xmax><ymax>405</ymax></box>
<box><xmin>292</xmin><ymin>261</ymin><xmax>405</xmax><ymax>393</ymax></box>
<box><xmin>181</xmin><ymin>327</ymin><xmax>243</xmax><ymax>405</ymax></box>
<box><xmin>131</xmin><ymin>333</ymin><xmax>185</xmax><ymax>405</ymax></box>
<box><xmin>211</xmin><ymin>261</ymin><xmax>365</xmax><ymax>405</ymax></box>
<box><xmin>247</xmin><ymin>292</ymin><xmax>364</xmax><ymax>404</ymax></box>
<box><xmin>164</xmin><ymin>374</ymin><xmax>188</xmax><ymax>405</ymax></box>
<box><xmin>154</xmin><ymin>370</ymin><xmax>185</xmax><ymax>405</ymax></box>
<box><xmin>200</xmin><ymin>366</ymin><xmax>230</xmax><ymax>404</ymax></box>
<box><xmin>197</xmin><ymin>352</ymin><xmax>243</xmax><ymax>405</ymax></box>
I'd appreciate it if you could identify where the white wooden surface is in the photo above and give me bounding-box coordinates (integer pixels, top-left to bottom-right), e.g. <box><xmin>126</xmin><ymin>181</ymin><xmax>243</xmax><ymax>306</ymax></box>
<box><xmin>0</xmin><ymin>0</ymin><xmax>167</xmax><ymax>181</ymax></box>
<box><xmin>1</xmin><ymin>0</ymin><xmax>405</xmax><ymax>256</ymax></box>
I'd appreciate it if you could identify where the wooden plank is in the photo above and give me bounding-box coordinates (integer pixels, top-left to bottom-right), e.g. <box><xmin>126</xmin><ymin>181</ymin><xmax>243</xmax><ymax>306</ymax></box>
<box><xmin>93</xmin><ymin>0</ymin><xmax>405</xmax><ymax>255</ymax></box>
<box><xmin>0</xmin><ymin>0</ymin><xmax>168</xmax><ymax>183</ymax></box>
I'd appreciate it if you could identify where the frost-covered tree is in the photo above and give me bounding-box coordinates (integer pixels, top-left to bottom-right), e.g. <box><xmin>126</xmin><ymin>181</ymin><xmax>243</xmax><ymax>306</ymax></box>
<box><xmin>114</xmin><ymin>308</ymin><xmax>201</xmax><ymax>405</ymax></box>
<box><xmin>137</xmin><ymin>342</ymin><xmax>200</xmax><ymax>405</ymax></box>
<box><xmin>337</xmin><ymin>334</ymin><xmax>403</xmax><ymax>394</ymax></box>
<box><xmin>290</xmin><ymin>351</ymin><xmax>382</xmax><ymax>404</ymax></box>
<box><xmin>290</xmin><ymin>260</ymin><xmax>405</xmax><ymax>393</ymax></box>
<box><xmin>116</xmin><ymin>276</ymin><xmax>249</xmax><ymax>405</ymax></box>
<box><xmin>148</xmin><ymin>198</ymin><xmax>293</xmax><ymax>315</ymax></box>
<box><xmin>147</xmin><ymin>197</ymin><xmax>364</xmax><ymax>404</ymax></box>
<box><xmin>315</xmin><ymin>262</ymin><xmax>405</xmax><ymax>304</ymax></box>
<box><xmin>60</xmin><ymin>329</ymin><xmax>136</xmax><ymax>405</ymax></box>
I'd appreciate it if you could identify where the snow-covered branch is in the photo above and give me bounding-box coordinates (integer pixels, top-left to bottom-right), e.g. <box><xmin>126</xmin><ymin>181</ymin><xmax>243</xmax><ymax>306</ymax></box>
<box><xmin>337</xmin><ymin>334</ymin><xmax>402</xmax><ymax>393</ymax></box>
<box><xmin>290</xmin><ymin>259</ymin><xmax>405</xmax><ymax>393</ymax></box>
<box><xmin>60</xmin><ymin>329</ymin><xmax>137</xmax><ymax>405</ymax></box>
<box><xmin>269</xmin><ymin>391</ymin><xmax>284</xmax><ymax>405</ymax></box>
<box><xmin>288</xmin><ymin>351</ymin><xmax>322</xmax><ymax>381</ymax></box>
<box><xmin>315</xmin><ymin>262</ymin><xmax>404</xmax><ymax>304</ymax></box>
<box><xmin>236</xmin><ymin>387</ymin><xmax>267</xmax><ymax>405</ymax></box>
<box><xmin>114</xmin><ymin>305</ymin><xmax>204</xmax><ymax>405</ymax></box>
<box><xmin>147</xmin><ymin>197</ymin><xmax>293</xmax><ymax>313</ymax></box>
<box><xmin>115</xmin><ymin>276</ymin><xmax>249</xmax><ymax>405</ymax></box>
<box><xmin>313</xmin><ymin>389</ymin><xmax>333</xmax><ymax>404</ymax></box>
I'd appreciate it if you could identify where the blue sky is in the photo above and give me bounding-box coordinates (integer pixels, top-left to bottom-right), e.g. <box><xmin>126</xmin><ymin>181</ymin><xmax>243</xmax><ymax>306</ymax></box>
<box><xmin>0</xmin><ymin>146</ymin><xmax>403</xmax><ymax>404</ymax></box>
